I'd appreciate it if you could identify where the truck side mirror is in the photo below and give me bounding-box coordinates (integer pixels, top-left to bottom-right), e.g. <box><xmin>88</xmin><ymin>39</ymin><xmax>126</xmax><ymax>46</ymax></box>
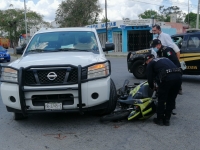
<box><xmin>103</xmin><ymin>43</ymin><xmax>115</xmax><ymax>52</ymax></box>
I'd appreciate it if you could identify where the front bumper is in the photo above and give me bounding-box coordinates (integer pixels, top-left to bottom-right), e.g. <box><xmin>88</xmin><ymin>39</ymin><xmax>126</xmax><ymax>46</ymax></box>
<box><xmin>0</xmin><ymin>55</ymin><xmax>10</xmax><ymax>61</ymax></box>
<box><xmin>1</xmin><ymin>61</ymin><xmax>111</xmax><ymax>115</ymax></box>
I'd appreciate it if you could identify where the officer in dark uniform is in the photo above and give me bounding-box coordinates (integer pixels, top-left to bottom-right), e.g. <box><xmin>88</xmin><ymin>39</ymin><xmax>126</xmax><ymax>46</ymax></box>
<box><xmin>144</xmin><ymin>54</ymin><xmax>182</xmax><ymax>126</ymax></box>
<box><xmin>151</xmin><ymin>39</ymin><xmax>183</xmax><ymax>95</ymax></box>
<box><xmin>151</xmin><ymin>39</ymin><xmax>181</xmax><ymax>67</ymax></box>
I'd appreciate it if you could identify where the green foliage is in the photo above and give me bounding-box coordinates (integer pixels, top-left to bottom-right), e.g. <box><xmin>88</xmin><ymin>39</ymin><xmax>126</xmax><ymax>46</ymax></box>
<box><xmin>184</xmin><ymin>12</ymin><xmax>200</xmax><ymax>28</ymax></box>
<box><xmin>101</xmin><ymin>16</ymin><xmax>110</xmax><ymax>23</ymax></box>
<box><xmin>0</xmin><ymin>7</ymin><xmax>47</xmax><ymax>47</ymax></box>
<box><xmin>138</xmin><ymin>10</ymin><xmax>159</xmax><ymax>19</ymax></box>
<box><xmin>158</xmin><ymin>6</ymin><xmax>185</xmax><ymax>23</ymax></box>
<box><xmin>139</xmin><ymin>6</ymin><xmax>185</xmax><ymax>23</ymax></box>
<box><xmin>55</xmin><ymin>0</ymin><xmax>102</xmax><ymax>27</ymax></box>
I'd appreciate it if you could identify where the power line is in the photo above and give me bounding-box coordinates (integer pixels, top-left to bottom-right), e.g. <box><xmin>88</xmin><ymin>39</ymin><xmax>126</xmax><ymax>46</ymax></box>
<box><xmin>164</xmin><ymin>0</ymin><xmax>197</xmax><ymax>6</ymax></box>
<box><xmin>132</xmin><ymin>0</ymin><xmax>197</xmax><ymax>9</ymax></box>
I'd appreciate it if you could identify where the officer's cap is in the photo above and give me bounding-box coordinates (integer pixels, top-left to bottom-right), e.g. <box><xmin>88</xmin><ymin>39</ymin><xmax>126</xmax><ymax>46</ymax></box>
<box><xmin>151</xmin><ymin>39</ymin><xmax>162</xmax><ymax>47</ymax></box>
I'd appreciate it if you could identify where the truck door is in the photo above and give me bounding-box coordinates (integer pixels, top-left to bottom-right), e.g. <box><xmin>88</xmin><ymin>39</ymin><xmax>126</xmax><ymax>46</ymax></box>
<box><xmin>181</xmin><ymin>34</ymin><xmax>200</xmax><ymax>74</ymax></box>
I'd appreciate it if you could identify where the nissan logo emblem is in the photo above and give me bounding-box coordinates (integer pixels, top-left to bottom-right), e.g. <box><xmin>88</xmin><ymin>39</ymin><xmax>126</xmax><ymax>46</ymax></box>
<box><xmin>47</xmin><ymin>72</ymin><xmax>57</xmax><ymax>80</ymax></box>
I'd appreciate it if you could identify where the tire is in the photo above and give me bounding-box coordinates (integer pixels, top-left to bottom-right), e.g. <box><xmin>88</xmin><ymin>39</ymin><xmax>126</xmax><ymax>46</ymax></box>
<box><xmin>98</xmin><ymin>79</ymin><xmax>118</xmax><ymax>115</ymax></box>
<box><xmin>7</xmin><ymin>60</ymin><xmax>10</xmax><ymax>62</ymax></box>
<box><xmin>13</xmin><ymin>113</ymin><xmax>27</xmax><ymax>120</ymax></box>
<box><xmin>100</xmin><ymin>110</ymin><xmax>130</xmax><ymax>122</ymax></box>
<box><xmin>132</xmin><ymin>60</ymin><xmax>146</xmax><ymax>79</ymax></box>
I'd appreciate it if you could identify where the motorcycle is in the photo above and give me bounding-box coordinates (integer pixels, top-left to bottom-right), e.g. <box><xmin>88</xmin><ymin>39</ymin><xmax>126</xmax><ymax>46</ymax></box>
<box><xmin>100</xmin><ymin>80</ymin><xmax>158</xmax><ymax>122</ymax></box>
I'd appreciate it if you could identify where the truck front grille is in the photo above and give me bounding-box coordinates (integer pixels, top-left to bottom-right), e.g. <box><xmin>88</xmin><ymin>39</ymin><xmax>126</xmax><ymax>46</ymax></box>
<box><xmin>37</xmin><ymin>69</ymin><xmax>67</xmax><ymax>84</ymax></box>
<box><xmin>25</xmin><ymin>71</ymin><xmax>36</xmax><ymax>85</ymax></box>
<box><xmin>24</xmin><ymin>68</ymin><xmax>87</xmax><ymax>85</ymax></box>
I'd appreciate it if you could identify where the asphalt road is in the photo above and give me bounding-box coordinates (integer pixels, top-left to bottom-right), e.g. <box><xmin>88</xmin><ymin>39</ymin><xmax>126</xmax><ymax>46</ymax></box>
<box><xmin>0</xmin><ymin>56</ymin><xmax>200</xmax><ymax>150</ymax></box>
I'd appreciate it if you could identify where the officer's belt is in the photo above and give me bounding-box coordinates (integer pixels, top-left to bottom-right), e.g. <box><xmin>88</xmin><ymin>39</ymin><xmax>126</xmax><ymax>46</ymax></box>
<box><xmin>157</xmin><ymin>68</ymin><xmax>181</xmax><ymax>82</ymax></box>
<box><xmin>166</xmin><ymin>68</ymin><xmax>182</xmax><ymax>74</ymax></box>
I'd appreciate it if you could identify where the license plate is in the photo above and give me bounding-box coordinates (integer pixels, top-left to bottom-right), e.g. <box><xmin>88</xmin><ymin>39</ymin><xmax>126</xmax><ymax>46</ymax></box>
<box><xmin>45</xmin><ymin>103</ymin><xmax>62</xmax><ymax>110</ymax></box>
<box><xmin>0</xmin><ymin>58</ymin><xmax>4</xmax><ymax>60</ymax></box>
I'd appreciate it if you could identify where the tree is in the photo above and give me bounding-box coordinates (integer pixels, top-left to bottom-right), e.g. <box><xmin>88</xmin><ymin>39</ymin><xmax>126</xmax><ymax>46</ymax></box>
<box><xmin>138</xmin><ymin>10</ymin><xmax>159</xmax><ymax>19</ymax></box>
<box><xmin>158</xmin><ymin>6</ymin><xmax>186</xmax><ymax>23</ymax></box>
<box><xmin>101</xmin><ymin>16</ymin><xmax>110</xmax><ymax>23</ymax></box>
<box><xmin>0</xmin><ymin>7</ymin><xmax>47</xmax><ymax>49</ymax></box>
<box><xmin>55</xmin><ymin>0</ymin><xmax>102</xmax><ymax>27</ymax></box>
<box><xmin>184</xmin><ymin>12</ymin><xmax>200</xmax><ymax>28</ymax></box>
<box><xmin>139</xmin><ymin>6</ymin><xmax>186</xmax><ymax>23</ymax></box>
<box><xmin>0</xmin><ymin>8</ymin><xmax>25</xmax><ymax>48</ymax></box>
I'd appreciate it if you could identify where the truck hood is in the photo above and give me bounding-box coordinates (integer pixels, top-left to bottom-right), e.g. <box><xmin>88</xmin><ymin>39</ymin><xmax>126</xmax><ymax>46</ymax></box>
<box><xmin>10</xmin><ymin>52</ymin><xmax>106</xmax><ymax>68</ymax></box>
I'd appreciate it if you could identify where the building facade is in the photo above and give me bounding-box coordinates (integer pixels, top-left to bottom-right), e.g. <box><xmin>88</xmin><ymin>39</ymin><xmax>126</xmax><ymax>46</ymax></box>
<box><xmin>87</xmin><ymin>19</ymin><xmax>186</xmax><ymax>53</ymax></box>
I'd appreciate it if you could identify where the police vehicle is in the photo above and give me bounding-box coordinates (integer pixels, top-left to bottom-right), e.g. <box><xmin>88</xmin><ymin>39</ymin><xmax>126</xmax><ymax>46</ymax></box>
<box><xmin>127</xmin><ymin>29</ymin><xmax>200</xmax><ymax>79</ymax></box>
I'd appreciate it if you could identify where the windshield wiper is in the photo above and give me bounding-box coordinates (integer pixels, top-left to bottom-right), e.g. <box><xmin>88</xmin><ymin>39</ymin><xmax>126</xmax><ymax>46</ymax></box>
<box><xmin>56</xmin><ymin>48</ymin><xmax>74</xmax><ymax>51</ymax></box>
<box><xmin>27</xmin><ymin>49</ymin><xmax>50</xmax><ymax>53</ymax></box>
<box><xmin>57</xmin><ymin>48</ymin><xmax>90</xmax><ymax>52</ymax></box>
<box><xmin>73</xmin><ymin>49</ymin><xmax>90</xmax><ymax>52</ymax></box>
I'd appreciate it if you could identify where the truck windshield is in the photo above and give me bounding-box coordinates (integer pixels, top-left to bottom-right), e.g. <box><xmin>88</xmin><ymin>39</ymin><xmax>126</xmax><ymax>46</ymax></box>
<box><xmin>25</xmin><ymin>31</ymin><xmax>99</xmax><ymax>53</ymax></box>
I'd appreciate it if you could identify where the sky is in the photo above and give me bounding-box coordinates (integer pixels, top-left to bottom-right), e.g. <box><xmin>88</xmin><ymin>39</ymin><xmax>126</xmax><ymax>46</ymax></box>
<box><xmin>0</xmin><ymin>0</ymin><xmax>198</xmax><ymax>23</ymax></box>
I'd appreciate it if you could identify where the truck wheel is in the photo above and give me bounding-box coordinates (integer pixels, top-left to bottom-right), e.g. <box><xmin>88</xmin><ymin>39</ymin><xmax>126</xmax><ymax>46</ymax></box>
<box><xmin>13</xmin><ymin>113</ymin><xmax>27</xmax><ymax>120</ymax></box>
<box><xmin>98</xmin><ymin>79</ymin><xmax>118</xmax><ymax>115</ymax></box>
<box><xmin>132</xmin><ymin>60</ymin><xmax>146</xmax><ymax>79</ymax></box>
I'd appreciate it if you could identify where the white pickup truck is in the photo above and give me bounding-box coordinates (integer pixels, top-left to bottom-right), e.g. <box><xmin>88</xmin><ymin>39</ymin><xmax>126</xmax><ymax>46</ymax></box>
<box><xmin>1</xmin><ymin>27</ymin><xmax>117</xmax><ymax>120</ymax></box>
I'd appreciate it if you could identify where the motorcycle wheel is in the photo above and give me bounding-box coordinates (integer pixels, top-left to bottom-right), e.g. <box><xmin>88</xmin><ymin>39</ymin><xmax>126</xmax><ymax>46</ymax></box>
<box><xmin>100</xmin><ymin>110</ymin><xmax>130</xmax><ymax>122</ymax></box>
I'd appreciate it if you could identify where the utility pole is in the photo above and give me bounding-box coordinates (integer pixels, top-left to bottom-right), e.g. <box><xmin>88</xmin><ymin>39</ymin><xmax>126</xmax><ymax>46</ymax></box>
<box><xmin>151</xmin><ymin>15</ymin><xmax>154</xmax><ymax>27</ymax></box>
<box><xmin>196</xmin><ymin>0</ymin><xmax>200</xmax><ymax>29</ymax></box>
<box><xmin>24</xmin><ymin>0</ymin><xmax>28</xmax><ymax>40</ymax></box>
<box><xmin>188</xmin><ymin>0</ymin><xmax>189</xmax><ymax>25</ymax></box>
<box><xmin>105</xmin><ymin>0</ymin><xmax>108</xmax><ymax>42</ymax></box>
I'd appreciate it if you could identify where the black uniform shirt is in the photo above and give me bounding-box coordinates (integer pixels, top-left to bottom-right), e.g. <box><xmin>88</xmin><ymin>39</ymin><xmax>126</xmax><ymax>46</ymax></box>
<box><xmin>146</xmin><ymin>57</ymin><xmax>181</xmax><ymax>89</ymax></box>
<box><xmin>157</xmin><ymin>46</ymin><xmax>181</xmax><ymax>68</ymax></box>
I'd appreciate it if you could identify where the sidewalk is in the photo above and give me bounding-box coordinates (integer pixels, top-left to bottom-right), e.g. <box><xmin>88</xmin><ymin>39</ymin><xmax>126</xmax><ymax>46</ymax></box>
<box><xmin>104</xmin><ymin>52</ymin><xmax>128</xmax><ymax>57</ymax></box>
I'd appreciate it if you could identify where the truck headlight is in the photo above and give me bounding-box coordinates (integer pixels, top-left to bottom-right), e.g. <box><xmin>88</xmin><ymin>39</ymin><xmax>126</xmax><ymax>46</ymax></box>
<box><xmin>88</xmin><ymin>63</ymin><xmax>109</xmax><ymax>79</ymax></box>
<box><xmin>1</xmin><ymin>67</ymin><xmax>18</xmax><ymax>82</ymax></box>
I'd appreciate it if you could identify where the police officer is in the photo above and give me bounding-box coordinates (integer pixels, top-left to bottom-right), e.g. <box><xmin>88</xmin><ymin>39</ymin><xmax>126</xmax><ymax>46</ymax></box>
<box><xmin>151</xmin><ymin>39</ymin><xmax>182</xmax><ymax>95</ymax></box>
<box><xmin>144</xmin><ymin>54</ymin><xmax>182</xmax><ymax>126</ymax></box>
<box><xmin>152</xmin><ymin>24</ymin><xmax>180</xmax><ymax>59</ymax></box>
<box><xmin>151</xmin><ymin>39</ymin><xmax>180</xmax><ymax>67</ymax></box>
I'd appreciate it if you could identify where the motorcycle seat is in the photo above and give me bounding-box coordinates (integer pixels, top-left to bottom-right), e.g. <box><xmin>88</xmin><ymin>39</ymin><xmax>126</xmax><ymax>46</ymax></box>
<box><xmin>132</xmin><ymin>84</ymin><xmax>153</xmax><ymax>99</ymax></box>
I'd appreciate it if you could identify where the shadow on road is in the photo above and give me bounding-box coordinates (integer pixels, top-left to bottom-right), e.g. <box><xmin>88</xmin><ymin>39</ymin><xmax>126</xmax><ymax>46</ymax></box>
<box><xmin>182</xmin><ymin>75</ymin><xmax>200</xmax><ymax>83</ymax></box>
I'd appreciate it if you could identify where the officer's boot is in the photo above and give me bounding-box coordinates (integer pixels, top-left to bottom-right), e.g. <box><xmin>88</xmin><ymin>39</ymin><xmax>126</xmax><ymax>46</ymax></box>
<box><xmin>164</xmin><ymin>113</ymin><xmax>171</xmax><ymax>126</ymax></box>
<box><xmin>153</xmin><ymin>114</ymin><xmax>164</xmax><ymax>126</ymax></box>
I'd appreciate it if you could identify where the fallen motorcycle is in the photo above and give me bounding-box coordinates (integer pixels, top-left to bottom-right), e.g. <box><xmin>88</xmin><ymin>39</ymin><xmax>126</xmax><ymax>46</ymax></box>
<box><xmin>100</xmin><ymin>80</ymin><xmax>157</xmax><ymax>122</ymax></box>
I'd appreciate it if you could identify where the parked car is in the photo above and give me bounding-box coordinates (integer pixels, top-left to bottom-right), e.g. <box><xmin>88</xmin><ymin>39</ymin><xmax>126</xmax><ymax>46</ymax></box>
<box><xmin>0</xmin><ymin>45</ymin><xmax>10</xmax><ymax>62</ymax></box>
<box><xmin>0</xmin><ymin>27</ymin><xmax>117</xmax><ymax>120</ymax></box>
<box><xmin>127</xmin><ymin>29</ymin><xmax>200</xmax><ymax>79</ymax></box>
<box><xmin>16</xmin><ymin>43</ymin><xmax>27</xmax><ymax>54</ymax></box>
